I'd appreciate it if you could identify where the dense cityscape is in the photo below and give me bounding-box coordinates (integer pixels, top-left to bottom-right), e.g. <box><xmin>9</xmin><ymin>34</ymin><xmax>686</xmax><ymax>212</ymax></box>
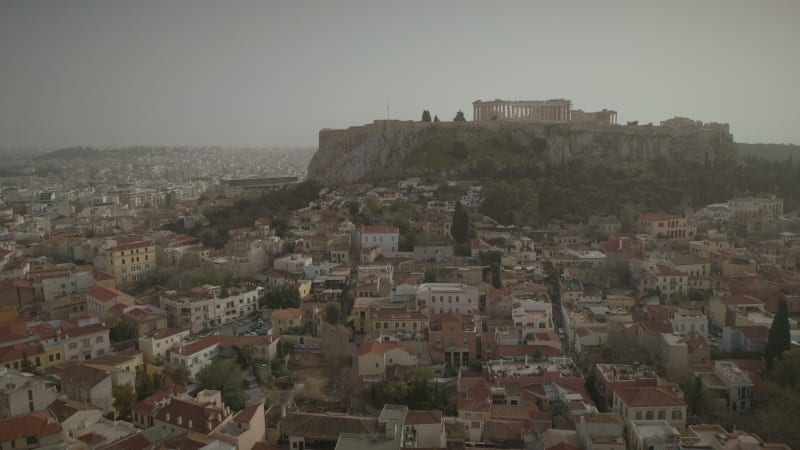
<box><xmin>2</xmin><ymin>2</ymin><xmax>800</xmax><ymax>450</ymax></box>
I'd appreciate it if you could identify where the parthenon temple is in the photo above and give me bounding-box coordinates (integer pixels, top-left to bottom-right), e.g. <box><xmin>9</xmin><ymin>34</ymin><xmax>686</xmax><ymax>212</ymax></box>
<box><xmin>472</xmin><ymin>99</ymin><xmax>618</xmax><ymax>125</ymax></box>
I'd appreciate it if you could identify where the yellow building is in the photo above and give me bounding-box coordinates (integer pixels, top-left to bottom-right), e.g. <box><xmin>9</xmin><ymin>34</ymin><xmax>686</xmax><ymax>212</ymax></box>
<box><xmin>107</xmin><ymin>240</ymin><xmax>156</xmax><ymax>287</ymax></box>
<box><xmin>272</xmin><ymin>308</ymin><xmax>304</xmax><ymax>334</ymax></box>
<box><xmin>638</xmin><ymin>213</ymin><xmax>696</xmax><ymax>240</ymax></box>
<box><xmin>613</xmin><ymin>386</ymin><xmax>687</xmax><ymax>434</ymax></box>
<box><xmin>370</xmin><ymin>309</ymin><xmax>429</xmax><ymax>334</ymax></box>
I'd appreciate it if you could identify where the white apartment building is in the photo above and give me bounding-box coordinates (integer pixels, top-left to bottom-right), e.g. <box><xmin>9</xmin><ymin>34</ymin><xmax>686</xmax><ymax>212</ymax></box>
<box><xmin>62</xmin><ymin>319</ymin><xmax>111</xmax><ymax>362</ymax></box>
<box><xmin>361</xmin><ymin>225</ymin><xmax>400</xmax><ymax>256</ymax></box>
<box><xmin>38</xmin><ymin>271</ymin><xmax>95</xmax><ymax>302</ymax></box>
<box><xmin>160</xmin><ymin>285</ymin><xmax>260</xmax><ymax>334</ymax></box>
<box><xmin>728</xmin><ymin>195</ymin><xmax>783</xmax><ymax>222</ymax></box>
<box><xmin>273</xmin><ymin>253</ymin><xmax>312</xmax><ymax>275</ymax></box>
<box><xmin>138</xmin><ymin>327</ymin><xmax>191</xmax><ymax>363</ymax></box>
<box><xmin>512</xmin><ymin>299</ymin><xmax>554</xmax><ymax>332</ymax></box>
<box><xmin>670</xmin><ymin>309</ymin><xmax>708</xmax><ymax>336</ymax></box>
<box><xmin>416</xmin><ymin>283</ymin><xmax>479</xmax><ymax>315</ymax></box>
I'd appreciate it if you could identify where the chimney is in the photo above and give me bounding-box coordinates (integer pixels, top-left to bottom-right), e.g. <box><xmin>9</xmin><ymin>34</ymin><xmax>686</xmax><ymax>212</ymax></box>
<box><xmin>165</xmin><ymin>413</ymin><xmax>170</xmax><ymax>422</ymax></box>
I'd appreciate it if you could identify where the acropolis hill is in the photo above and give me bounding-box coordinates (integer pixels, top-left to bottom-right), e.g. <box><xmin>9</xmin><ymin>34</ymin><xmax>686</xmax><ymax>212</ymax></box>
<box><xmin>307</xmin><ymin>99</ymin><xmax>736</xmax><ymax>186</ymax></box>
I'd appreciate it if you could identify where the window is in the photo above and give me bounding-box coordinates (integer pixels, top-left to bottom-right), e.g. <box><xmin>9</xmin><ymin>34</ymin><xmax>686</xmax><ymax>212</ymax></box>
<box><xmin>635</xmin><ymin>411</ymin><xmax>642</xmax><ymax>420</ymax></box>
<box><xmin>671</xmin><ymin>409</ymin><xmax>682</xmax><ymax>420</ymax></box>
<box><xmin>645</xmin><ymin>411</ymin><xmax>654</xmax><ymax>420</ymax></box>
<box><xmin>657</xmin><ymin>410</ymin><xmax>666</xmax><ymax>420</ymax></box>
<box><xmin>69</xmin><ymin>342</ymin><xmax>77</xmax><ymax>350</ymax></box>
<box><xmin>448</xmin><ymin>338</ymin><xmax>455</xmax><ymax>346</ymax></box>
<box><xmin>463</xmin><ymin>338</ymin><xmax>469</xmax><ymax>345</ymax></box>
<box><xmin>435</xmin><ymin>339</ymin><xmax>442</xmax><ymax>345</ymax></box>
<box><xmin>96</xmin><ymin>336</ymin><xmax>104</xmax><ymax>344</ymax></box>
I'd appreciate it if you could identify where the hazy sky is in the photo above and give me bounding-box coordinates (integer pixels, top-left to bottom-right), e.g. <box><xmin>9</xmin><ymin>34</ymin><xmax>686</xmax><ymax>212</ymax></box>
<box><xmin>1</xmin><ymin>1</ymin><xmax>798</xmax><ymax>148</ymax></box>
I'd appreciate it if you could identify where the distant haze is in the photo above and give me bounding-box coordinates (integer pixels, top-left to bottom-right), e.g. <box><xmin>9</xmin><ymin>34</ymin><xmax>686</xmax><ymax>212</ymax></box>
<box><xmin>1</xmin><ymin>1</ymin><xmax>798</xmax><ymax>148</ymax></box>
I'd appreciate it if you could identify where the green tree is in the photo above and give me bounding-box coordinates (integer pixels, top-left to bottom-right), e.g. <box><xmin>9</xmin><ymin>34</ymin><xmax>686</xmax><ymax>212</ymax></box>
<box><xmin>770</xmin><ymin>348</ymin><xmax>800</xmax><ymax>390</ymax></box>
<box><xmin>423</xmin><ymin>269</ymin><xmax>437</xmax><ymax>283</ymax></box>
<box><xmin>679</xmin><ymin>375</ymin><xmax>707</xmax><ymax>417</ymax></box>
<box><xmin>110</xmin><ymin>322</ymin><xmax>136</xmax><ymax>343</ymax></box>
<box><xmin>233</xmin><ymin>344</ymin><xmax>256</xmax><ymax>372</ymax></box>
<box><xmin>197</xmin><ymin>359</ymin><xmax>246</xmax><ymax>411</ymax></box>
<box><xmin>421</xmin><ymin>110</ymin><xmax>432</xmax><ymax>122</ymax></box>
<box><xmin>433</xmin><ymin>115</ymin><xmax>439</xmax><ymax>123</ymax></box>
<box><xmin>765</xmin><ymin>299</ymin><xmax>791</xmax><ymax>369</ymax></box>
<box><xmin>619</xmin><ymin>201</ymin><xmax>638</xmax><ymax>232</ymax></box>
<box><xmin>453</xmin><ymin>110</ymin><xmax>466</xmax><ymax>122</ymax></box>
<box><xmin>20</xmin><ymin>351</ymin><xmax>36</xmax><ymax>374</ymax></box>
<box><xmin>451</xmin><ymin>201</ymin><xmax>470</xmax><ymax>244</ymax></box>
<box><xmin>112</xmin><ymin>384</ymin><xmax>137</xmax><ymax>421</ymax></box>
<box><xmin>263</xmin><ymin>286</ymin><xmax>301</xmax><ymax>309</ymax></box>
<box><xmin>325</xmin><ymin>302</ymin><xmax>342</xmax><ymax>325</ymax></box>
<box><xmin>164</xmin><ymin>361</ymin><xmax>191</xmax><ymax>386</ymax></box>
<box><xmin>163</xmin><ymin>192</ymin><xmax>177</xmax><ymax>209</ymax></box>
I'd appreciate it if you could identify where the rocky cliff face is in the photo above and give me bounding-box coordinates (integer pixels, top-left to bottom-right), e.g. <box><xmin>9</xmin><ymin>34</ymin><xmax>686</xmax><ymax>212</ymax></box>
<box><xmin>308</xmin><ymin>120</ymin><xmax>736</xmax><ymax>186</ymax></box>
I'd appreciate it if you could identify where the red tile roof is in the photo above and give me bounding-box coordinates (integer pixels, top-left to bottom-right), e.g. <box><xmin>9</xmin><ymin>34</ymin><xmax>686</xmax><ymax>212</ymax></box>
<box><xmin>272</xmin><ymin>308</ymin><xmax>303</xmax><ymax>320</ymax></box>
<box><xmin>87</xmin><ymin>285</ymin><xmax>130</xmax><ymax>302</ymax></box>
<box><xmin>404</xmin><ymin>410</ymin><xmax>442</xmax><ymax>425</ymax></box>
<box><xmin>362</xmin><ymin>225</ymin><xmax>399</xmax><ymax>234</ymax></box>
<box><xmin>614</xmin><ymin>386</ymin><xmax>686</xmax><ymax>408</ymax></box>
<box><xmin>0</xmin><ymin>411</ymin><xmax>62</xmax><ymax>441</ymax></box>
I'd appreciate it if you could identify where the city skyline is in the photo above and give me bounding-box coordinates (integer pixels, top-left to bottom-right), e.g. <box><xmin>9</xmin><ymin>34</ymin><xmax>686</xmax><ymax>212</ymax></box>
<box><xmin>1</xmin><ymin>0</ymin><xmax>798</xmax><ymax>148</ymax></box>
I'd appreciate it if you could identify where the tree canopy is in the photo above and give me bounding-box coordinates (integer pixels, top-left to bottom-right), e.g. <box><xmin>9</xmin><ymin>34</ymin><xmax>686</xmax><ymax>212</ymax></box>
<box><xmin>453</xmin><ymin>110</ymin><xmax>466</xmax><ymax>122</ymax></box>
<box><xmin>263</xmin><ymin>286</ymin><xmax>300</xmax><ymax>309</ymax></box>
<box><xmin>112</xmin><ymin>384</ymin><xmax>137</xmax><ymax>421</ymax></box>
<box><xmin>197</xmin><ymin>359</ymin><xmax>246</xmax><ymax>411</ymax></box>
<box><xmin>421</xmin><ymin>110</ymin><xmax>432</xmax><ymax>122</ymax></box>
<box><xmin>451</xmin><ymin>201</ymin><xmax>470</xmax><ymax>244</ymax></box>
<box><xmin>765</xmin><ymin>299</ymin><xmax>791</xmax><ymax>369</ymax></box>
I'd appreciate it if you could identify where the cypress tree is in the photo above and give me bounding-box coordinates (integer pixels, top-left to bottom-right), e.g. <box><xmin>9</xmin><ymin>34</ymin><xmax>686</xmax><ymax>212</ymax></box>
<box><xmin>765</xmin><ymin>299</ymin><xmax>791</xmax><ymax>370</ymax></box>
<box><xmin>451</xmin><ymin>201</ymin><xmax>470</xmax><ymax>244</ymax></box>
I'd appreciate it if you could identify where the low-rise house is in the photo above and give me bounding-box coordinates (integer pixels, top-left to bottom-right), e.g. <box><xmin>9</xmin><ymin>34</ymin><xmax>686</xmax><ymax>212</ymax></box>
<box><xmin>154</xmin><ymin>390</ymin><xmax>231</xmax><ymax>436</ymax></box>
<box><xmin>371</xmin><ymin>309</ymin><xmax>428</xmax><ymax>336</ymax></box>
<box><xmin>593</xmin><ymin>364</ymin><xmax>659</xmax><ymax>410</ymax></box>
<box><xmin>108</xmin><ymin>304</ymin><xmax>168</xmax><ymax>337</ymax></box>
<box><xmin>416</xmin><ymin>283</ymin><xmax>480</xmax><ymax>315</ymax></box>
<box><xmin>278</xmin><ymin>412</ymin><xmax>380</xmax><ymax>450</ymax></box>
<box><xmin>85</xmin><ymin>286</ymin><xmax>135</xmax><ymax>320</ymax></box>
<box><xmin>273</xmin><ymin>254</ymin><xmax>312</xmax><ymax>275</ymax></box>
<box><xmin>402</xmin><ymin>410</ymin><xmax>446</xmax><ymax>448</ymax></box>
<box><xmin>61</xmin><ymin>318</ymin><xmax>110</xmax><ymax>362</ymax></box>
<box><xmin>358</xmin><ymin>341</ymin><xmax>417</xmax><ymax>382</ymax></box>
<box><xmin>165</xmin><ymin>337</ymin><xmax>222</xmax><ymax>378</ymax></box>
<box><xmin>628</xmin><ymin>420</ymin><xmax>680</xmax><ymax>450</ymax></box>
<box><xmin>272</xmin><ymin>308</ymin><xmax>304</xmax><ymax>334</ymax></box>
<box><xmin>59</xmin><ymin>364</ymin><xmax>131</xmax><ymax>412</ymax></box>
<box><xmin>0</xmin><ymin>366</ymin><xmax>58</xmax><ymax>417</ymax></box>
<box><xmin>612</xmin><ymin>386</ymin><xmax>687</xmax><ymax>434</ymax></box>
<box><xmin>360</xmin><ymin>225</ymin><xmax>400</xmax><ymax>257</ymax></box>
<box><xmin>131</xmin><ymin>385</ymin><xmax>186</xmax><ymax>429</ymax></box>
<box><xmin>576</xmin><ymin>412</ymin><xmax>625</xmax><ymax>450</ymax></box>
<box><xmin>138</xmin><ymin>327</ymin><xmax>190</xmax><ymax>363</ymax></box>
<box><xmin>638</xmin><ymin>213</ymin><xmax>696</xmax><ymax>240</ymax></box>
<box><xmin>0</xmin><ymin>410</ymin><xmax>64</xmax><ymax>450</ymax></box>
<box><xmin>212</xmin><ymin>402</ymin><xmax>266</xmax><ymax>450</ymax></box>
<box><xmin>697</xmin><ymin>360</ymin><xmax>753</xmax><ymax>413</ymax></box>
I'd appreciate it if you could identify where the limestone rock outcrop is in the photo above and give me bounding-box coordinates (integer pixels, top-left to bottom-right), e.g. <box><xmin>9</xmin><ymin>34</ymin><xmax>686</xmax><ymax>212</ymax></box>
<box><xmin>308</xmin><ymin>120</ymin><xmax>735</xmax><ymax>186</ymax></box>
